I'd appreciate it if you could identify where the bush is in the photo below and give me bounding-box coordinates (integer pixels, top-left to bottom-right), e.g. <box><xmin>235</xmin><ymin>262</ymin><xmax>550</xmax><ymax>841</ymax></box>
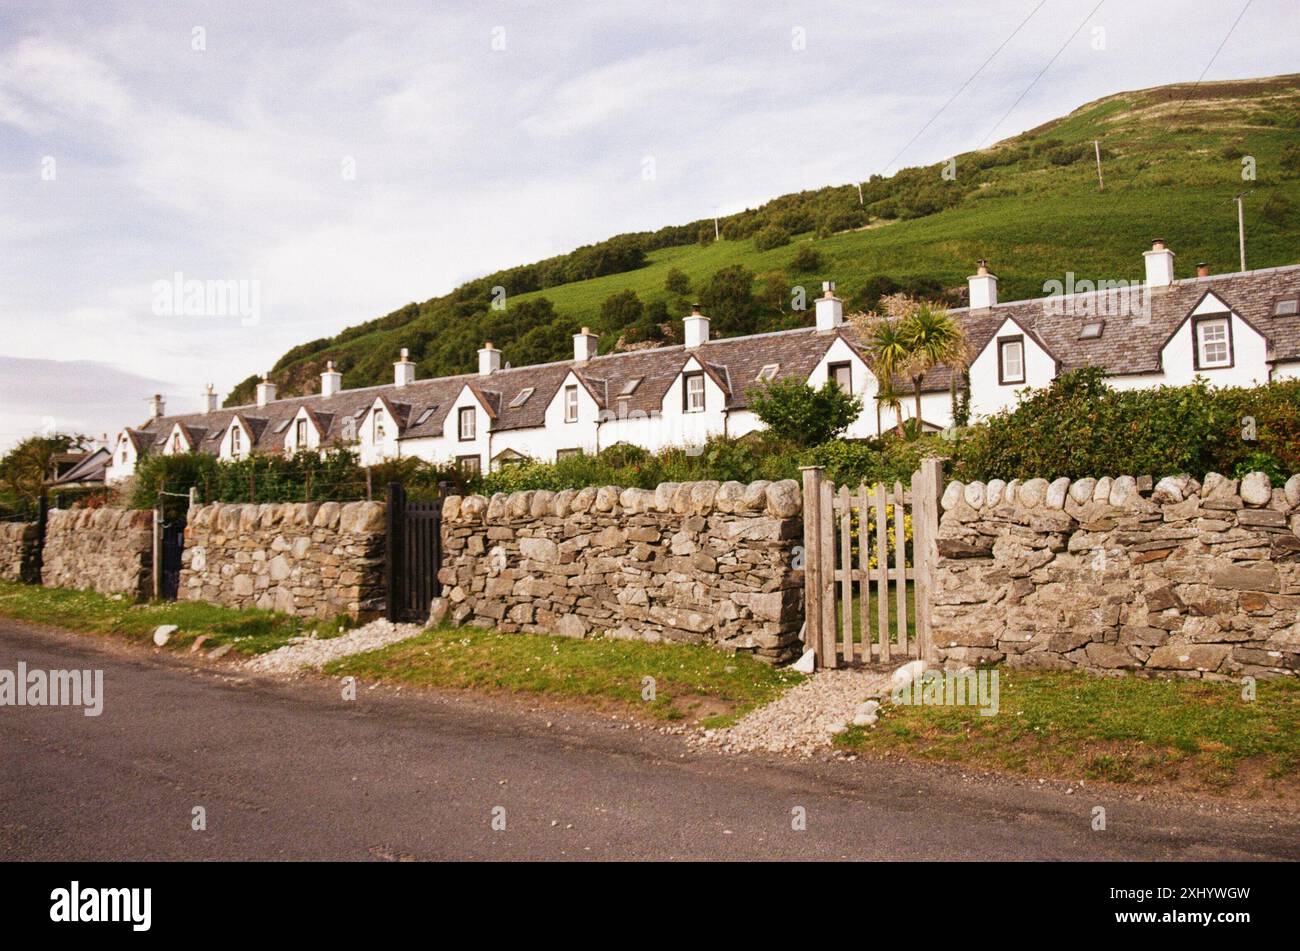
<box><xmin>753</xmin><ymin>224</ymin><xmax>792</xmax><ymax>251</ymax></box>
<box><xmin>747</xmin><ymin>378</ymin><xmax>862</xmax><ymax>447</ymax></box>
<box><xmin>801</xmin><ymin>434</ymin><xmax>950</xmax><ymax>487</ymax></box>
<box><xmin>664</xmin><ymin>268</ymin><xmax>691</xmax><ymax>296</ymax></box>
<box><xmin>789</xmin><ymin>244</ymin><xmax>822</xmax><ymax>273</ymax></box>
<box><xmin>951</xmin><ymin>369</ymin><xmax>1300</xmax><ymax>482</ymax></box>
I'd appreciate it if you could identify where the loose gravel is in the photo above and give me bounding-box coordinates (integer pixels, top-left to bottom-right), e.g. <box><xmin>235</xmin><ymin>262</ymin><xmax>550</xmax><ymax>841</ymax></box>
<box><xmin>244</xmin><ymin>618</ymin><xmax>426</xmax><ymax>675</ymax></box>
<box><xmin>691</xmin><ymin>667</ymin><xmax>893</xmax><ymax>758</ymax></box>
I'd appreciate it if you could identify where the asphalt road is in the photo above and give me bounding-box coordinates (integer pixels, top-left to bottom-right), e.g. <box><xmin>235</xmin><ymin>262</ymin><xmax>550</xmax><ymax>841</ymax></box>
<box><xmin>2</xmin><ymin>617</ymin><xmax>1296</xmax><ymax>861</ymax></box>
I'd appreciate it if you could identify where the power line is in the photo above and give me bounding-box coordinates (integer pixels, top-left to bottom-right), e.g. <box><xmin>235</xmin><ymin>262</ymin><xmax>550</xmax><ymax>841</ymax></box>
<box><xmin>978</xmin><ymin>0</ymin><xmax>1107</xmax><ymax>148</ymax></box>
<box><xmin>1170</xmin><ymin>0</ymin><xmax>1254</xmax><ymax>121</ymax></box>
<box><xmin>879</xmin><ymin>0</ymin><xmax>1050</xmax><ymax>174</ymax></box>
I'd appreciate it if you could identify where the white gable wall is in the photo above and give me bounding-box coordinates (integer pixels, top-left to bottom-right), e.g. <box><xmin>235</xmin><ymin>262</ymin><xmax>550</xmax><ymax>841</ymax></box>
<box><xmin>1110</xmin><ymin>294</ymin><xmax>1269</xmax><ymax>391</ymax></box>
<box><xmin>495</xmin><ymin>372</ymin><xmax>601</xmax><ymax>463</ymax></box>
<box><xmin>969</xmin><ymin>317</ymin><xmax>1057</xmax><ymax>419</ymax></box>
<box><xmin>358</xmin><ymin>399</ymin><xmax>402</xmax><ymax>466</ymax></box>
<box><xmin>599</xmin><ymin>356</ymin><xmax>727</xmax><ymax>453</ymax></box>
<box><xmin>105</xmin><ymin>432</ymin><xmax>138</xmax><ymax>485</ymax></box>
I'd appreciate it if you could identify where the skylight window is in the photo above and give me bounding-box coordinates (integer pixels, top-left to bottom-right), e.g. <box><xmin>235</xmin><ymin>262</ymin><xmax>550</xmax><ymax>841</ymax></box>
<box><xmin>509</xmin><ymin>387</ymin><xmax>534</xmax><ymax>408</ymax></box>
<box><xmin>756</xmin><ymin>363</ymin><xmax>780</xmax><ymax>382</ymax></box>
<box><xmin>274</xmin><ymin>420</ymin><xmax>291</xmax><ymax>434</ymax></box>
<box><xmin>415</xmin><ymin>407</ymin><xmax>437</xmax><ymax>426</ymax></box>
<box><xmin>1079</xmin><ymin>321</ymin><xmax>1104</xmax><ymax>340</ymax></box>
<box><xmin>1273</xmin><ymin>297</ymin><xmax>1299</xmax><ymax>317</ymax></box>
<box><xmin>618</xmin><ymin>378</ymin><xmax>641</xmax><ymax>397</ymax></box>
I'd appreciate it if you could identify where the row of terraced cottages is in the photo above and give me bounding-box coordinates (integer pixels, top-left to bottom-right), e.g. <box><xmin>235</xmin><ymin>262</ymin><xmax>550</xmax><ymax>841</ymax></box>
<box><xmin>105</xmin><ymin>241</ymin><xmax>1300</xmax><ymax>483</ymax></box>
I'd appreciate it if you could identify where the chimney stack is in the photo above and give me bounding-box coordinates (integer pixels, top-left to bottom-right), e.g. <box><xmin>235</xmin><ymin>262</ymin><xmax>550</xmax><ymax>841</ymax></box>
<box><xmin>968</xmin><ymin>259</ymin><xmax>998</xmax><ymax>309</ymax></box>
<box><xmin>256</xmin><ymin>375</ymin><xmax>278</xmax><ymax>407</ymax></box>
<box><xmin>150</xmin><ymin>393</ymin><xmax>166</xmax><ymax>419</ymax></box>
<box><xmin>573</xmin><ymin>327</ymin><xmax>599</xmax><ymax>363</ymax></box>
<box><xmin>1196</xmin><ymin>262</ymin><xmax>1210</xmax><ymax>278</ymax></box>
<box><xmin>321</xmin><ymin>361</ymin><xmax>343</xmax><ymax>397</ymax></box>
<box><xmin>201</xmin><ymin>384</ymin><xmax>219</xmax><ymax>414</ymax></box>
<box><xmin>478</xmin><ymin>341</ymin><xmax>501</xmax><ymax>376</ymax></box>
<box><xmin>394</xmin><ymin>348</ymin><xmax>416</xmax><ymax>387</ymax></box>
<box><xmin>814</xmin><ymin>281</ymin><xmax>843</xmax><ymax>331</ymax></box>
<box><xmin>683</xmin><ymin>304</ymin><xmax>710</xmax><ymax>348</ymax></box>
<box><xmin>1143</xmin><ymin>238</ymin><xmax>1175</xmax><ymax>287</ymax></box>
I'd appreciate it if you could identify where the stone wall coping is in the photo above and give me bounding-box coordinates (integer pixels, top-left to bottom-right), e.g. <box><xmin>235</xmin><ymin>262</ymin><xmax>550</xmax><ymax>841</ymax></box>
<box><xmin>442</xmin><ymin>478</ymin><xmax>803</xmax><ymax>524</ymax></box>
<box><xmin>185</xmin><ymin>500</ymin><xmax>385</xmax><ymax>535</ymax></box>
<box><xmin>941</xmin><ymin>471</ymin><xmax>1300</xmax><ymax>514</ymax></box>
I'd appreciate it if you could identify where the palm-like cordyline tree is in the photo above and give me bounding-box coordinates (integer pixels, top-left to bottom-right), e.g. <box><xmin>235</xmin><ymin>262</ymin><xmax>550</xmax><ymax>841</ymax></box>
<box><xmin>852</xmin><ymin>294</ymin><xmax>968</xmax><ymax>437</ymax></box>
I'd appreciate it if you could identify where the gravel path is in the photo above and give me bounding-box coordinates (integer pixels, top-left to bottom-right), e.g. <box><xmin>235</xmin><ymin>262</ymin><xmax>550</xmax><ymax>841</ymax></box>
<box><xmin>692</xmin><ymin>667</ymin><xmax>894</xmax><ymax>758</ymax></box>
<box><xmin>244</xmin><ymin>618</ymin><xmax>426</xmax><ymax>674</ymax></box>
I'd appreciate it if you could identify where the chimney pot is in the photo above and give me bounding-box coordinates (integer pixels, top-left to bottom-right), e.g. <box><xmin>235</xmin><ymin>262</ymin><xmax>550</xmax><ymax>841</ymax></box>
<box><xmin>968</xmin><ymin>261</ymin><xmax>998</xmax><ymax>309</ymax></box>
<box><xmin>478</xmin><ymin>341</ymin><xmax>502</xmax><ymax>376</ymax></box>
<box><xmin>1196</xmin><ymin>262</ymin><xmax>1210</xmax><ymax>278</ymax></box>
<box><xmin>256</xmin><ymin>375</ymin><xmax>278</xmax><ymax>407</ymax></box>
<box><xmin>321</xmin><ymin>361</ymin><xmax>343</xmax><ymax>397</ymax></box>
<box><xmin>815</xmin><ymin>282</ymin><xmax>843</xmax><ymax>330</ymax></box>
<box><xmin>1143</xmin><ymin>239</ymin><xmax>1176</xmax><ymax>287</ymax></box>
<box><xmin>202</xmin><ymin>383</ymin><xmax>219</xmax><ymax>414</ymax></box>
<box><xmin>574</xmin><ymin>327</ymin><xmax>599</xmax><ymax>363</ymax></box>
<box><xmin>683</xmin><ymin>307</ymin><xmax>711</xmax><ymax>347</ymax></box>
<box><xmin>150</xmin><ymin>393</ymin><xmax>166</xmax><ymax>419</ymax></box>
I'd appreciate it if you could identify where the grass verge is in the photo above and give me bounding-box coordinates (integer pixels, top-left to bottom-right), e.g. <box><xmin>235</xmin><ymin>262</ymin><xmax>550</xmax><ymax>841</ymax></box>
<box><xmin>835</xmin><ymin>670</ymin><xmax>1300</xmax><ymax>796</ymax></box>
<box><xmin>0</xmin><ymin>579</ymin><xmax>355</xmax><ymax>656</ymax></box>
<box><xmin>325</xmin><ymin>625</ymin><xmax>803</xmax><ymax>725</ymax></box>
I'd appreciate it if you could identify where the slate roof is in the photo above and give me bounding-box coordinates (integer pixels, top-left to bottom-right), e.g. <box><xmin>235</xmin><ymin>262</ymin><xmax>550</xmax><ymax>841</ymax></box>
<box><xmin>128</xmin><ymin>263</ymin><xmax>1300</xmax><ymax>456</ymax></box>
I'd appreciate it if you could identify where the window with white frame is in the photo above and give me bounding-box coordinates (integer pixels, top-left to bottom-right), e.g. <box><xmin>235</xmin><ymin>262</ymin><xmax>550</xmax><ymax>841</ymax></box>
<box><xmin>683</xmin><ymin>372</ymin><xmax>705</xmax><ymax>412</ymax></box>
<box><xmin>564</xmin><ymin>384</ymin><xmax>578</xmax><ymax>423</ymax></box>
<box><xmin>231</xmin><ymin>426</ymin><xmax>242</xmax><ymax>459</ymax></box>
<box><xmin>998</xmin><ymin>337</ymin><xmax>1025</xmax><ymax>385</ymax></box>
<box><xmin>1195</xmin><ymin>316</ymin><xmax>1232</xmax><ymax>369</ymax></box>
<box><xmin>295</xmin><ymin>419</ymin><xmax>307</xmax><ymax>449</ymax></box>
<box><xmin>373</xmin><ymin>409</ymin><xmax>386</xmax><ymax>442</ymax></box>
<box><xmin>171</xmin><ymin>432</ymin><xmax>182</xmax><ymax>453</ymax></box>
<box><xmin>458</xmin><ymin>406</ymin><xmax>476</xmax><ymax>441</ymax></box>
<box><xmin>828</xmin><ymin>362</ymin><xmax>852</xmax><ymax>393</ymax></box>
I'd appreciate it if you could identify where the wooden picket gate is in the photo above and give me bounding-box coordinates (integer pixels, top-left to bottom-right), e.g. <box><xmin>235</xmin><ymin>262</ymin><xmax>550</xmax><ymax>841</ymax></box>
<box><xmin>800</xmin><ymin>458</ymin><xmax>942</xmax><ymax>669</ymax></box>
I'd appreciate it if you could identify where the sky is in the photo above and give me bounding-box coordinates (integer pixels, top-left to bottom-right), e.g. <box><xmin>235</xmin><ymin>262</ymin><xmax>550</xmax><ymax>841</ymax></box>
<box><xmin>0</xmin><ymin>0</ymin><xmax>1293</xmax><ymax>452</ymax></box>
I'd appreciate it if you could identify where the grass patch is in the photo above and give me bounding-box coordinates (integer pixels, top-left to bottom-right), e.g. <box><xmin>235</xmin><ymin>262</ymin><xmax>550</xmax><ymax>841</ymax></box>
<box><xmin>0</xmin><ymin>579</ymin><xmax>356</xmax><ymax>656</ymax></box>
<box><xmin>835</xmin><ymin>670</ymin><xmax>1300</xmax><ymax>795</ymax></box>
<box><xmin>325</xmin><ymin>625</ymin><xmax>803</xmax><ymax>724</ymax></box>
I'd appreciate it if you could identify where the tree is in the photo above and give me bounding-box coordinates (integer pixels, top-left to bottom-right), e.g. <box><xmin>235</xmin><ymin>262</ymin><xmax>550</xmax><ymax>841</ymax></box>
<box><xmin>699</xmin><ymin>264</ymin><xmax>757</xmax><ymax>336</ymax></box>
<box><xmin>746</xmin><ymin>378</ymin><xmax>862</xmax><ymax>447</ymax></box>
<box><xmin>853</xmin><ymin>293</ymin><xmax>968</xmax><ymax>437</ymax></box>
<box><xmin>757</xmin><ymin>270</ymin><xmax>791</xmax><ymax>314</ymax></box>
<box><xmin>597</xmin><ymin>289</ymin><xmax>644</xmax><ymax>337</ymax></box>
<box><xmin>789</xmin><ymin>244</ymin><xmax>821</xmax><ymax>274</ymax></box>
<box><xmin>664</xmin><ymin>268</ymin><xmax>691</xmax><ymax>296</ymax></box>
<box><xmin>0</xmin><ymin>433</ymin><xmax>89</xmax><ymax>518</ymax></box>
<box><xmin>753</xmin><ymin>224</ymin><xmax>792</xmax><ymax>251</ymax></box>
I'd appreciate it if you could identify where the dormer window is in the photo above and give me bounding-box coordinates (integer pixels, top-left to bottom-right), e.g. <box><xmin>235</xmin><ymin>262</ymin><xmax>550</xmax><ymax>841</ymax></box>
<box><xmin>1194</xmin><ymin>316</ymin><xmax>1232</xmax><ymax>369</ymax></box>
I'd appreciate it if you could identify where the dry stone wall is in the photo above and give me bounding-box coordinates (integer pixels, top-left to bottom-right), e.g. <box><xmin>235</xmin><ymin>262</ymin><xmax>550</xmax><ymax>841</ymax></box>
<box><xmin>0</xmin><ymin>522</ymin><xmax>40</xmax><ymax>583</ymax></box>
<box><xmin>437</xmin><ymin>479</ymin><xmax>805</xmax><ymax>662</ymax></box>
<box><xmin>41</xmin><ymin>508</ymin><xmax>153</xmax><ymax>600</ymax></box>
<box><xmin>179</xmin><ymin>501</ymin><xmax>386</xmax><ymax>619</ymax></box>
<box><xmin>933</xmin><ymin>471</ymin><xmax>1300</xmax><ymax>679</ymax></box>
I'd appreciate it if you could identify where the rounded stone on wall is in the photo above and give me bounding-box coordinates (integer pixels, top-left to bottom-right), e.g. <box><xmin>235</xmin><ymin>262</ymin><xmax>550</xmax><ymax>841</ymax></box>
<box><xmin>671</xmin><ymin>482</ymin><xmax>694</xmax><ymax>514</ymax></box>
<box><xmin>715</xmin><ymin>481</ymin><xmax>746</xmax><ymax>514</ymax></box>
<box><xmin>570</xmin><ymin>486</ymin><xmax>597</xmax><ymax>514</ymax></box>
<box><xmin>1240</xmin><ymin>471</ymin><xmax>1272</xmax><ymax>507</ymax></box>
<box><xmin>1108</xmin><ymin>475</ymin><xmax>1137</xmax><ymax>507</ymax></box>
<box><xmin>486</xmin><ymin>493</ymin><xmax>509</xmax><ymax>521</ymax></box>
<box><xmin>460</xmin><ymin>495</ymin><xmax>487</xmax><ymax>523</ymax></box>
<box><xmin>941</xmin><ymin>481</ymin><xmax>964</xmax><ymax>511</ymax></box>
<box><xmin>1046</xmin><ymin>477</ymin><xmax>1071</xmax><ymax>510</ymax></box>
<box><xmin>552</xmin><ymin>489</ymin><xmax>577</xmax><ymax>518</ymax></box>
<box><xmin>442</xmin><ymin>495</ymin><xmax>462</xmax><ymax>522</ymax></box>
<box><xmin>985</xmin><ymin>479</ymin><xmax>1006</xmax><ymax>507</ymax></box>
<box><xmin>741</xmin><ymin>480</ymin><xmax>771</xmax><ymax>513</ymax></box>
<box><xmin>1004</xmin><ymin>480</ymin><xmax>1021</xmax><ymax>505</ymax></box>
<box><xmin>507</xmin><ymin>491</ymin><xmax>533</xmax><ymax>519</ymax></box>
<box><xmin>1286</xmin><ymin>474</ymin><xmax>1300</xmax><ymax>508</ymax></box>
<box><xmin>963</xmin><ymin>481</ymin><xmax>986</xmax><ymax>509</ymax></box>
<box><xmin>1068</xmin><ymin>478</ymin><xmax>1096</xmax><ymax>504</ymax></box>
<box><xmin>653</xmin><ymin>482</ymin><xmax>680</xmax><ymax>513</ymax></box>
<box><xmin>690</xmin><ymin>481</ymin><xmax>720</xmax><ymax>515</ymax></box>
<box><xmin>595</xmin><ymin>486</ymin><xmax>621</xmax><ymax>513</ymax></box>
<box><xmin>1018</xmin><ymin>478</ymin><xmax>1048</xmax><ymax>508</ymax></box>
<box><xmin>765</xmin><ymin>480</ymin><xmax>801</xmax><ymax>518</ymax></box>
<box><xmin>529</xmin><ymin>490</ymin><xmax>554</xmax><ymax>518</ymax></box>
<box><xmin>1092</xmin><ymin>476</ymin><xmax>1113</xmax><ymax>503</ymax></box>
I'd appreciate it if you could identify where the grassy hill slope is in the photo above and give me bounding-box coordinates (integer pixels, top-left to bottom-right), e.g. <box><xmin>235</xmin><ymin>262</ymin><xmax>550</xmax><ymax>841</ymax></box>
<box><xmin>229</xmin><ymin>74</ymin><xmax>1300</xmax><ymax>406</ymax></box>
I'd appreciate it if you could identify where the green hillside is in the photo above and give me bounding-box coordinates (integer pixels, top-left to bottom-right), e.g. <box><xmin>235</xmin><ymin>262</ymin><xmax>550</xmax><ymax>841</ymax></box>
<box><xmin>229</xmin><ymin>74</ymin><xmax>1300</xmax><ymax>406</ymax></box>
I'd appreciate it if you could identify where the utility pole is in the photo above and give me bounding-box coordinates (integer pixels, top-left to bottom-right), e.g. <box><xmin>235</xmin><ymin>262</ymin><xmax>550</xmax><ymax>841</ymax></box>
<box><xmin>1094</xmin><ymin>140</ymin><xmax>1104</xmax><ymax>191</ymax></box>
<box><xmin>1234</xmin><ymin>192</ymin><xmax>1247</xmax><ymax>272</ymax></box>
<box><xmin>713</xmin><ymin>216</ymin><xmax>719</xmax><ymax>241</ymax></box>
<box><xmin>857</xmin><ymin>181</ymin><xmax>864</xmax><ymax>205</ymax></box>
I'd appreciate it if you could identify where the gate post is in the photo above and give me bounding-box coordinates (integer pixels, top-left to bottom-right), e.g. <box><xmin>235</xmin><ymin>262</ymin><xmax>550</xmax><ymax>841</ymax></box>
<box><xmin>385</xmin><ymin>482</ymin><xmax>406</xmax><ymax>623</ymax></box>
<box><xmin>799</xmin><ymin>466</ymin><xmax>823</xmax><ymax>668</ymax></box>
<box><xmin>915</xmin><ymin>457</ymin><xmax>944</xmax><ymax>664</ymax></box>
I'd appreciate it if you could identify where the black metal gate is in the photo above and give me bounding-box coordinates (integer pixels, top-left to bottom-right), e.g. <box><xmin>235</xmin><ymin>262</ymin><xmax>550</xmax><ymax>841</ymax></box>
<box><xmin>160</xmin><ymin>519</ymin><xmax>186</xmax><ymax>601</ymax></box>
<box><xmin>385</xmin><ymin>483</ymin><xmax>443</xmax><ymax>623</ymax></box>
